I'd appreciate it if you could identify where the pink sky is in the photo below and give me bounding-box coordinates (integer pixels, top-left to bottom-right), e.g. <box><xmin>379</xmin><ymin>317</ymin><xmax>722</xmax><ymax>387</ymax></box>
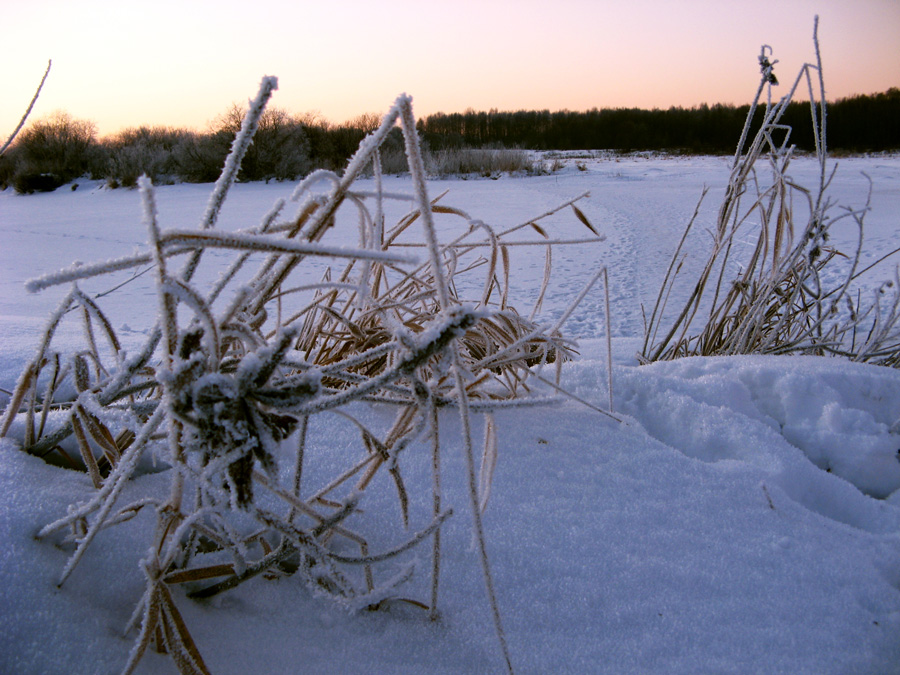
<box><xmin>3</xmin><ymin>0</ymin><xmax>899</xmax><ymax>137</ymax></box>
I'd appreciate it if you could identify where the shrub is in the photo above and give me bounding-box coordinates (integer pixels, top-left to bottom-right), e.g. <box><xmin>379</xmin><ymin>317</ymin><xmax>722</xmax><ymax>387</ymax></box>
<box><xmin>172</xmin><ymin>130</ymin><xmax>230</xmax><ymax>183</ymax></box>
<box><xmin>373</xmin><ymin>126</ymin><xmax>409</xmax><ymax>174</ymax></box>
<box><xmin>297</xmin><ymin>113</ymin><xmax>343</xmax><ymax>171</ymax></box>
<box><xmin>246</xmin><ymin>107</ymin><xmax>312</xmax><ymax>181</ymax></box>
<box><xmin>104</xmin><ymin>126</ymin><xmax>188</xmax><ymax>187</ymax></box>
<box><xmin>0</xmin><ymin>153</ymin><xmax>14</xmax><ymax>189</ymax></box>
<box><xmin>376</xmin><ymin>146</ymin><xmax>410</xmax><ymax>174</ymax></box>
<box><xmin>12</xmin><ymin>171</ymin><xmax>66</xmax><ymax>194</ymax></box>
<box><xmin>210</xmin><ymin>104</ymin><xmax>313</xmax><ymax>182</ymax></box>
<box><xmin>8</xmin><ymin>111</ymin><xmax>105</xmax><ymax>192</ymax></box>
<box><xmin>175</xmin><ymin>104</ymin><xmax>315</xmax><ymax>183</ymax></box>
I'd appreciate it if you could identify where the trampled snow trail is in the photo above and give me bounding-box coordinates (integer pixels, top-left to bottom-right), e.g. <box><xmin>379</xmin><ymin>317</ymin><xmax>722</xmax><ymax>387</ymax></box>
<box><xmin>520</xmin><ymin>156</ymin><xmax>735</xmax><ymax>339</ymax></box>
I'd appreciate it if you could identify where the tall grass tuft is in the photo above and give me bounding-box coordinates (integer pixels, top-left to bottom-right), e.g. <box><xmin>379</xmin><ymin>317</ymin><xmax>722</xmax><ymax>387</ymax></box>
<box><xmin>1</xmin><ymin>79</ymin><xmax>609</xmax><ymax>674</ymax></box>
<box><xmin>427</xmin><ymin>146</ymin><xmax>537</xmax><ymax>178</ymax></box>
<box><xmin>641</xmin><ymin>17</ymin><xmax>900</xmax><ymax>366</ymax></box>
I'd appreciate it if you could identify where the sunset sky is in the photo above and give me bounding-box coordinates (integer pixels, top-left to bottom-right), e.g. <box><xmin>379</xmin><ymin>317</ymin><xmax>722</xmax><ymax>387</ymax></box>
<box><xmin>3</xmin><ymin>0</ymin><xmax>899</xmax><ymax>137</ymax></box>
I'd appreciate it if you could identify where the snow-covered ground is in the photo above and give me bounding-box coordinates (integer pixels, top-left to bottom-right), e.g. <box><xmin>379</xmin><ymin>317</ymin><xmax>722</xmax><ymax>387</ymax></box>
<box><xmin>2</xmin><ymin>154</ymin><xmax>899</xmax><ymax>674</ymax></box>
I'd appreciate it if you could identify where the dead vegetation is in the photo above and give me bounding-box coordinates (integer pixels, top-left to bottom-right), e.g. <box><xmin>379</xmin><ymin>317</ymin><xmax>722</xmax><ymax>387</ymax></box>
<box><xmin>0</xmin><ymin>78</ymin><xmax>610</xmax><ymax>674</ymax></box>
<box><xmin>640</xmin><ymin>19</ymin><xmax>900</xmax><ymax>366</ymax></box>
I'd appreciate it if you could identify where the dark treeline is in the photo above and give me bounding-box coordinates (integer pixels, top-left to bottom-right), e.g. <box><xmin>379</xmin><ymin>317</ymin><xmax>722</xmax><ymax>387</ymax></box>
<box><xmin>419</xmin><ymin>88</ymin><xmax>900</xmax><ymax>153</ymax></box>
<box><xmin>2</xmin><ymin>89</ymin><xmax>897</xmax><ymax>194</ymax></box>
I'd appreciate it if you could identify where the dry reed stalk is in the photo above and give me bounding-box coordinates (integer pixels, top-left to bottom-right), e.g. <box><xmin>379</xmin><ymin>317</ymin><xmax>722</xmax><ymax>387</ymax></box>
<box><xmin>641</xmin><ymin>18</ymin><xmax>900</xmax><ymax>366</ymax></box>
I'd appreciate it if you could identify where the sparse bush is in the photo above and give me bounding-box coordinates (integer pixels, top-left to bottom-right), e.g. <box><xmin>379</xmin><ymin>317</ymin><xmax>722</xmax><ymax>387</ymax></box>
<box><xmin>104</xmin><ymin>126</ymin><xmax>187</xmax><ymax>187</ymax></box>
<box><xmin>7</xmin><ymin>111</ymin><xmax>105</xmax><ymax>192</ymax></box>
<box><xmin>172</xmin><ymin>130</ymin><xmax>229</xmax><ymax>183</ymax></box>
<box><xmin>547</xmin><ymin>156</ymin><xmax>566</xmax><ymax>173</ymax></box>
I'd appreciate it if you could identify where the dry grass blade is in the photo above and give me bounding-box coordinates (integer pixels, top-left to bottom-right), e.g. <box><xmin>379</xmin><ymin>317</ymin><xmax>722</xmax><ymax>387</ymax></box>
<box><xmin>122</xmin><ymin>586</ymin><xmax>162</xmax><ymax>675</ymax></box>
<box><xmin>571</xmin><ymin>203</ymin><xmax>599</xmax><ymax>236</ymax></box>
<box><xmin>478</xmin><ymin>414</ymin><xmax>498</xmax><ymax>513</ymax></box>
<box><xmin>528</xmin><ymin>244</ymin><xmax>552</xmax><ymax>322</ymax></box>
<box><xmin>71</xmin><ymin>413</ymin><xmax>102</xmax><ymax>488</ymax></box>
<box><xmin>499</xmin><ymin>245</ymin><xmax>510</xmax><ymax>310</ymax></box>
<box><xmin>74</xmin><ymin>287</ymin><xmax>122</xmax><ymax>365</ymax></box>
<box><xmin>124</xmin><ymin>581</ymin><xmax>212</xmax><ymax>675</ymax></box>
<box><xmin>157</xmin><ymin>583</ymin><xmax>212</xmax><ymax>675</ymax></box>
<box><xmin>164</xmin><ymin>564</ymin><xmax>236</xmax><ymax>585</ymax></box>
<box><xmin>77</xmin><ymin>404</ymin><xmax>121</xmax><ymax>464</ymax></box>
<box><xmin>0</xmin><ymin>364</ymin><xmax>34</xmax><ymax>438</ymax></box>
<box><xmin>529</xmin><ymin>222</ymin><xmax>548</xmax><ymax>238</ymax></box>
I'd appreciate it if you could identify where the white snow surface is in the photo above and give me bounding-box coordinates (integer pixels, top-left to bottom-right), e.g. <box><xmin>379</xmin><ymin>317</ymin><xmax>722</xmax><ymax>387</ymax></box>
<box><xmin>1</xmin><ymin>154</ymin><xmax>900</xmax><ymax>674</ymax></box>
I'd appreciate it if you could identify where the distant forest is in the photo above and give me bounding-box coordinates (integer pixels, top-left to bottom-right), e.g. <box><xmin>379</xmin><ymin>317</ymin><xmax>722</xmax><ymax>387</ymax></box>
<box><xmin>2</xmin><ymin>88</ymin><xmax>897</xmax><ymax>193</ymax></box>
<box><xmin>418</xmin><ymin>88</ymin><xmax>900</xmax><ymax>153</ymax></box>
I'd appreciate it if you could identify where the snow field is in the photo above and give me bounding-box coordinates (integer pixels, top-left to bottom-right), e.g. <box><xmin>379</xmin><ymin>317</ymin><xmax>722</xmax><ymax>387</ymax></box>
<box><xmin>1</xmin><ymin>153</ymin><xmax>899</xmax><ymax>673</ymax></box>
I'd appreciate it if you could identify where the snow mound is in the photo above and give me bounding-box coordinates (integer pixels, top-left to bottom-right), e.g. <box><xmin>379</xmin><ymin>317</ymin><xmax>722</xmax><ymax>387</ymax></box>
<box><xmin>567</xmin><ymin>354</ymin><xmax>900</xmax><ymax>532</ymax></box>
<box><xmin>3</xmin><ymin>353</ymin><xmax>900</xmax><ymax>673</ymax></box>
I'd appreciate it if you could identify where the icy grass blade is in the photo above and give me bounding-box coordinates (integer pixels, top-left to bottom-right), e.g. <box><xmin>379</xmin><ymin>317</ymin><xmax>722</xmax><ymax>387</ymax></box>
<box><xmin>43</xmin><ymin>404</ymin><xmax>166</xmax><ymax>586</ymax></box>
<box><xmin>26</xmin><ymin>228</ymin><xmax>417</xmax><ymax>294</ymax></box>
<box><xmin>26</xmin><ymin>251</ymin><xmax>160</xmax><ymax>293</ymax></box>
<box><xmin>201</xmin><ymin>76</ymin><xmax>278</xmax><ymax>233</ymax></box>
<box><xmin>397</xmin><ymin>97</ymin><xmax>514</xmax><ymax>663</ymax></box>
<box><xmin>0</xmin><ymin>288</ymin><xmax>75</xmax><ymax>439</ymax></box>
<box><xmin>450</xmin><ymin>347</ymin><xmax>514</xmax><ymax>674</ymax></box>
<box><xmin>399</xmin><ymin>95</ymin><xmax>450</xmax><ymax>309</ymax></box>
<box><xmin>1</xmin><ymin>59</ymin><xmax>51</xmax><ymax>156</ymax></box>
<box><xmin>328</xmin><ymin>508</ymin><xmax>453</xmax><ymax>565</ymax></box>
<box><xmin>160</xmin><ymin>229</ymin><xmax>418</xmax><ymax>264</ymax></box>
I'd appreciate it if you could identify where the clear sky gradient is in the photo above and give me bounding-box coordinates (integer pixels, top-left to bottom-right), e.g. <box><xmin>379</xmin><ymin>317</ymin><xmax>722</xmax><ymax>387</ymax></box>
<box><xmin>3</xmin><ymin>0</ymin><xmax>899</xmax><ymax>137</ymax></box>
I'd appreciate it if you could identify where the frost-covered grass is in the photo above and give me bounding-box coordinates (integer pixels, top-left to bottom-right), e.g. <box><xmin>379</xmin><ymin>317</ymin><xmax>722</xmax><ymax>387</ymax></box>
<box><xmin>426</xmin><ymin>147</ymin><xmax>539</xmax><ymax>179</ymax></box>
<box><xmin>0</xmin><ymin>83</ymin><xmax>611</xmax><ymax>674</ymax></box>
<box><xmin>640</xmin><ymin>33</ymin><xmax>900</xmax><ymax>366</ymax></box>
